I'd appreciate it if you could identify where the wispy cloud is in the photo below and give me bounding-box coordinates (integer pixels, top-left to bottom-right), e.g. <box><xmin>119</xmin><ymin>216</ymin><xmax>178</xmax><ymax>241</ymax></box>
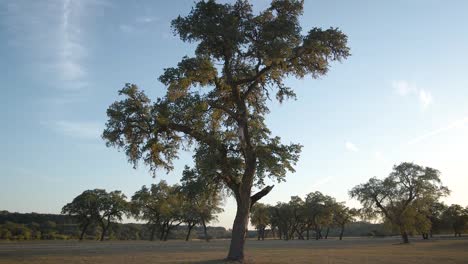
<box><xmin>54</xmin><ymin>120</ymin><xmax>103</xmax><ymax>140</ymax></box>
<box><xmin>408</xmin><ymin>117</ymin><xmax>468</xmax><ymax>145</ymax></box>
<box><xmin>392</xmin><ymin>80</ymin><xmax>433</xmax><ymax>109</ymax></box>
<box><xmin>393</xmin><ymin>80</ymin><xmax>414</xmax><ymax>96</ymax></box>
<box><xmin>2</xmin><ymin>0</ymin><xmax>104</xmax><ymax>90</ymax></box>
<box><xmin>418</xmin><ymin>89</ymin><xmax>433</xmax><ymax>109</ymax></box>
<box><xmin>120</xmin><ymin>15</ymin><xmax>160</xmax><ymax>34</ymax></box>
<box><xmin>345</xmin><ymin>141</ymin><xmax>359</xmax><ymax>152</ymax></box>
<box><xmin>309</xmin><ymin>176</ymin><xmax>333</xmax><ymax>190</ymax></box>
<box><xmin>58</xmin><ymin>0</ymin><xmax>86</xmax><ymax>82</ymax></box>
<box><xmin>136</xmin><ymin>16</ymin><xmax>158</xmax><ymax>23</ymax></box>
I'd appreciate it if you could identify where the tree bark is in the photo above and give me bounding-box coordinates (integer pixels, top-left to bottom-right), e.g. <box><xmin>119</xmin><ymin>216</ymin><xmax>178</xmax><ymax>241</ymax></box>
<box><xmin>79</xmin><ymin>222</ymin><xmax>89</xmax><ymax>241</ymax></box>
<box><xmin>401</xmin><ymin>231</ymin><xmax>409</xmax><ymax>243</ymax></box>
<box><xmin>160</xmin><ymin>222</ymin><xmax>167</xmax><ymax>241</ymax></box>
<box><xmin>186</xmin><ymin>223</ymin><xmax>194</xmax><ymax>241</ymax></box>
<box><xmin>100</xmin><ymin>226</ymin><xmax>107</xmax><ymax>241</ymax></box>
<box><xmin>150</xmin><ymin>224</ymin><xmax>157</xmax><ymax>241</ymax></box>
<box><xmin>201</xmin><ymin>218</ymin><xmax>209</xmax><ymax>242</ymax></box>
<box><xmin>164</xmin><ymin>227</ymin><xmax>170</xmax><ymax>241</ymax></box>
<box><xmin>339</xmin><ymin>225</ymin><xmax>345</xmax><ymax>240</ymax></box>
<box><xmin>226</xmin><ymin>191</ymin><xmax>250</xmax><ymax>262</ymax></box>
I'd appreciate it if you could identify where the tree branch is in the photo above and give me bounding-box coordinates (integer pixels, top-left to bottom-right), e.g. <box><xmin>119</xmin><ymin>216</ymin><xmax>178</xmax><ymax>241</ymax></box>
<box><xmin>250</xmin><ymin>185</ymin><xmax>274</xmax><ymax>209</ymax></box>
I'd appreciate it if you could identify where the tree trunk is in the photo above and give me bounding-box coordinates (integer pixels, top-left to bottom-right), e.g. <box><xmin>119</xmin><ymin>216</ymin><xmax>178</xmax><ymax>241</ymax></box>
<box><xmin>100</xmin><ymin>224</ymin><xmax>109</xmax><ymax>241</ymax></box>
<box><xmin>79</xmin><ymin>222</ymin><xmax>89</xmax><ymax>241</ymax></box>
<box><xmin>164</xmin><ymin>224</ymin><xmax>172</xmax><ymax>241</ymax></box>
<box><xmin>226</xmin><ymin>192</ymin><xmax>250</xmax><ymax>262</ymax></box>
<box><xmin>150</xmin><ymin>224</ymin><xmax>157</xmax><ymax>241</ymax></box>
<box><xmin>339</xmin><ymin>225</ymin><xmax>344</xmax><ymax>240</ymax></box>
<box><xmin>100</xmin><ymin>226</ymin><xmax>107</xmax><ymax>241</ymax></box>
<box><xmin>401</xmin><ymin>231</ymin><xmax>409</xmax><ymax>243</ymax></box>
<box><xmin>325</xmin><ymin>227</ymin><xmax>330</xmax><ymax>239</ymax></box>
<box><xmin>160</xmin><ymin>223</ymin><xmax>167</xmax><ymax>241</ymax></box>
<box><xmin>186</xmin><ymin>223</ymin><xmax>194</xmax><ymax>241</ymax></box>
<box><xmin>306</xmin><ymin>229</ymin><xmax>309</xmax><ymax>240</ymax></box>
<box><xmin>201</xmin><ymin>218</ymin><xmax>209</xmax><ymax>242</ymax></box>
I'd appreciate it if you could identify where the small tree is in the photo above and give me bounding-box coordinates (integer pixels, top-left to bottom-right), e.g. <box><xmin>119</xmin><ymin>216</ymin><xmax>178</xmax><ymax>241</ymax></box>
<box><xmin>442</xmin><ymin>204</ymin><xmax>468</xmax><ymax>237</ymax></box>
<box><xmin>131</xmin><ymin>181</ymin><xmax>183</xmax><ymax>241</ymax></box>
<box><xmin>97</xmin><ymin>190</ymin><xmax>129</xmax><ymax>241</ymax></box>
<box><xmin>179</xmin><ymin>166</ymin><xmax>223</xmax><ymax>241</ymax></box>
<box><xmin>350</xmin><ymin>162</ymin><xmax>449</xmax><ymax>243</ymax></box>
<box><xmin>62</xmin><ymin>189</ymin><xmax>102</xmax><ymax>240</ymax></box>
<box><xmin>333</xmin><ymin>204</ymin><xmax>358</xmax><ymax>240</ymax></box>
<box><xmin>102</xmin><ymin>0</ymin><xmax>349</xmax><ymax>260</ymax></box>
<box><xmin>303</xmin><ymin>191</ymin><xmax>336</xmax><ymax>240</ymax></box>
<box><xmin>250</xmin><ymin>203</ymin><xmax>270</xmax><ymax>240</ymax></box>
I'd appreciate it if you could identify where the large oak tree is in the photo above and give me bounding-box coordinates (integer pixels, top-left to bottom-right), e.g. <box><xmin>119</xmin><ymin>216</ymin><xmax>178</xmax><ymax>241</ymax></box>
<box><xmin>103</xmin><ymin>0</ymin><xmax>349</xmax><ymax>260</ymax></box>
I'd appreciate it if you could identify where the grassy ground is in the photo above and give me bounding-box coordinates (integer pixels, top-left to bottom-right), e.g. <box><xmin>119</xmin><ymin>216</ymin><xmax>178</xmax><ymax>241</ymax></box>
<box><xmin>1</xmin><ymin>237</ymin><xmax>467</xmax><ymax>263</ymax></box>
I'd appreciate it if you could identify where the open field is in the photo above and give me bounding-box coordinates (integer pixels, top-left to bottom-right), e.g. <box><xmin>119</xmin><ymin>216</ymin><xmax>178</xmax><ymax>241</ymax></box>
<box><xmin>1</xmin><ymin>237</ymin><xmax>468</xmax><ymax>264</ymax></box>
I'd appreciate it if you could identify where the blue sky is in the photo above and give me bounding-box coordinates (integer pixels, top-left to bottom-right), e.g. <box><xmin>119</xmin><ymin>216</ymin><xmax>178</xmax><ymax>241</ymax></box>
<box><xmin>1</xmin><ymin>0</ymin><xmax>468</xmax><ymax>228</ymax></box>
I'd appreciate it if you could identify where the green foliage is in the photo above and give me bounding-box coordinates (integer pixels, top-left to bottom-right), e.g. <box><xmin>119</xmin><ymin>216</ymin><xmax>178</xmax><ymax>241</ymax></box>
<box><xmin>102</xmin><ymin>0</ymin><xmax>349</xmax><ymax>196</ymax></box>
<box><xmin>62</xmin><ymin>189</ymin><xmax>129</xmax><ymax>241</ymax></box>
<box><xmin>442</xmin><ymin>204</ymin><xmax>468</xmax><ymax>236</ymax></box>
<box><xmin>131</xmin><ymin>181</ymin><xmax>185</xmax><ymax>241</ymax></box>
<box><xmin>102</xmin><ymin>1</ymin><xmax>349</xmax><ymax>259</ymax></box>
<box><xmin>178</xmin><ymin>166</ymin><xmax>224</xmax><ymax>241</ymax></box>
<box><xmin>62</xmin><ymin>189</ymin><xmax>103</xmax><ymax>230</ymax></box>
<box><xmin>350</xmin><ymin>162</ymin><xmax>450</xmax><ymax>243</ymax></box>
<box><xmin>250</xmin><ymin>203</ymin><xmax>270</xmax><ymax>239</ymax></box>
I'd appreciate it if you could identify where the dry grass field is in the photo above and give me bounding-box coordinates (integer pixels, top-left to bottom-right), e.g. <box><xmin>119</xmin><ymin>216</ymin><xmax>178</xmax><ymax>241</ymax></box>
<box><xmin>1</xmin><ymin>237</ymin><xmax>467</xmax><ymax>264</ymax></box>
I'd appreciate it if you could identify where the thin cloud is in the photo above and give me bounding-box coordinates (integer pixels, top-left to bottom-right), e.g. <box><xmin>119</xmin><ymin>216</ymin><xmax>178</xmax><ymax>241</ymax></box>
<box><xmin>419</xmin><ymin>89</ymin><xmax>433</xmax><ymax>109</ymax></box>
<box><xmin>2</xmin><ymin>0</ymin><xmax>101</xmax><ymax>90</ymax></box>
<box><xmin>136</xmin><ymin>16</ymin><xmax>158</xmax><ymax>23</ymax></box>
<box><xmin>309</xmin><ymin>176</ymin><xmax>333</xmax><ymax>190</ymax></box>
<box><xmin>408</xmin><ymin>117</ymin><xmax>468</xmax><ymax>145</ymax></box>
<box><xmin>54</xmin><ymin>120</ymin><xmax>103</xmax><ymax>140</ymax></box>
<box><xmin>345</xmin><ymin>141</ymin><xmax>359</xmax><ymax>152</ymax></box>
<box><xmin>392</xmin><ymin>80</ymin><xmax>433</xmax><ymax>109</ymax></box>
<box><xmin>392</xmin><ymin>80</ymin><xmax>414</xmax><ymax>96</ymax></box>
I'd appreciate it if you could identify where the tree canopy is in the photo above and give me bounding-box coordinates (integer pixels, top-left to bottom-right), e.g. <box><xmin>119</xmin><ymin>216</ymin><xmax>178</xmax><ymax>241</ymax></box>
<box><xmin>102</xmin><ymin>0</ymin><xmax>349</xmax><ymax>260</ymax></box>
<box><xmin>350</xmin><ymin>162</ymin><xmax>450</xmax><ymax>243</ymax></box>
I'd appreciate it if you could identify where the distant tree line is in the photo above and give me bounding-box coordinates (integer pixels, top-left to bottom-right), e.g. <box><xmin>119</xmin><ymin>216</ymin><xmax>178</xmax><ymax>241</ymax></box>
<box><xmin>2</xmin><ymin>163</ymin><xmax>467</xmax><ymax>242</ymax></box>
<box><xmin>60</xmin><ymin>166</ymin><xmax>223</xmax><ymax>242</ymax></box>
<box><xmin>250</xmin><ymin>193</ymin><xmax>358</xmax><ymax>241</ymax></box>
<box><xmin>249</xmin><ymin>162</ymin><xmax>468</xmax><ymax>242</ymax></box>
<box><xmin>0</xmin><ymin>211</ymin><xmax>231</xmax><ymax>241</ymax></box>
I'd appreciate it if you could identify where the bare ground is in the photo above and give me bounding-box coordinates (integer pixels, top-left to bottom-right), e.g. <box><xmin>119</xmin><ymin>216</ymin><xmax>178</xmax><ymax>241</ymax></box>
<box><xmin>1</xmin><ymin>237</ymin><xmax>467</xmax><ymax>264</ymax></box>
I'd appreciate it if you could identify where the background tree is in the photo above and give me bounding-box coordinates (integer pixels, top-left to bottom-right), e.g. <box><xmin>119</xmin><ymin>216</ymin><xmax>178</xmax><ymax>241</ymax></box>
<box><xmin>303</xmin><ymin>191</ymin><xmax>336</xmax><ymax>240</ymax></box>
<box><xmin>350</xmin><ymin>162</ymin><xmax>449</xmax><ymax>243</ymax></box>
<box><xmin>131</xmin><ymin>184</ymin><xmax>161</xmax><ymax>241</ymax></box>
<box><xmin>179</xmin><ymin>166</ymin><xmax>224</xmax><ymax>241</ymax></box>
<box><xmin>425</xmin><ymin>202</ymin><xmax>447</xmax><ymax>237</ymax></box>
<box><xmin>250</xmin><ymin>203</ymin><xmax>270</xmax><ymax>240</ymax></box>
<box><xmin>131</xmin><ymin>181</ymin><xmax>183</xmax><ymax>241</ymax></box>
<box><xmin>442</xmin><ymin>204</ymin><xmax>468</xmax><ymax>237</ymax></box>
<box><xmin>102</xmin><ymin>0</ymin><xmax>349</xmax><ymax>260</ymax></box>
<box><xmin>333</xmin><ymin>204</ymin><xmax>358</xmax><ymax>240</ymax></box>
<box><xmin>273</xmin><ymin>202</ymin><xmax>295</xmax><ymax>240</ymax></box>
<box><xmin>97</xmin><ymin>190</ymin><xmax>129</xmax><ymax>241</ymax></box>
<box><xmin>62</xmin><ymin>189</ymin><xmax>102</xmax><ymax>240</ymax></box>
